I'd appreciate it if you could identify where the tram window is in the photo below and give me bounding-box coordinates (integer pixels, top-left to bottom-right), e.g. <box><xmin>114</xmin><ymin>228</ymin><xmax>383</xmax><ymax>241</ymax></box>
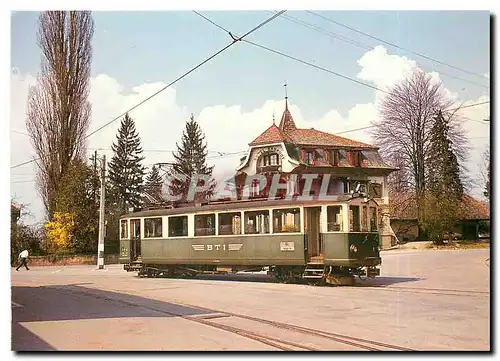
<box><xmin>273</xmin><ymin>208</ymin><xmax>300</xmax><ymax>233</ymax></box>
<box><xmin>195</xmin><ymin>214</ymin><xmax>216</xmax><ymax>236</ymax></box>
<box><xmin>244</xmin><ymin>210</ymin><xmax>270</xmax><ymax>234</ymax></box>
<box><xmin>370</xmin><ymin>207</ymin><xmax>378</xmax><ymax>231</ymax></box>
<box><xmin>362</xmin><ymin>206</ymin><xmax>369</xmax><ymax>232</ymax></box>
<box><xmin>131</xmin><ymin>220</ymin><xmax>140</xmax><ymax>238</ymax></box>
<box><xmin>169</xmin><ymin>216</ymin><xmax>188</xmax><ymax>237</ymax></box>
<box><xmin>349</xmin><ymin>206</ymin><xmax>360</xmax><ymax>232</ymax></box>
<box><xmin>327</xmin><ymin>206</ymin><xmax>343</xmax><ymax>232</ymax></box>
<box><xmin>218</xmin><ymin>212</ymin><xmax>242</xmax><ymax>235</ymax></box>
<box><xmin>120</xmin><ymin>220</ymin><xmax>128</xmax><ymax>239</ymax></box>
<box><xmin>144</xmin><ymin>218</ymin><xmax>162</xmax><ymax>238</ymax></box>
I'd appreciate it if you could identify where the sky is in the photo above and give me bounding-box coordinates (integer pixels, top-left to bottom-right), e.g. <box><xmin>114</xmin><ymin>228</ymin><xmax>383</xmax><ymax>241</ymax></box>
<box><xmin>9</xmin><ymin>10</ymin><xmax>491</xmax><ymax>224</ymax></box>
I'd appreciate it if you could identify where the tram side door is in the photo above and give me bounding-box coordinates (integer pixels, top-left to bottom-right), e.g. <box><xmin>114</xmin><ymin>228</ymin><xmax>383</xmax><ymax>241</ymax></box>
<box><xmin>130</xmin><ymin>219</ymin><xmax>141</xmax><ymax>262</ymax></box>
<box><xmin>304</xmin><ymin>207</ymin><xmax>322</xmax><ymax>261</ymax></box>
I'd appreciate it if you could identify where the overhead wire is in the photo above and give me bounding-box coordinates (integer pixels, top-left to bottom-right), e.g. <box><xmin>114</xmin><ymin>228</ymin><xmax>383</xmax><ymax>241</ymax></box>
<box><xmin>10</xmin><ymin>10</ymin><xmax>286</xmax><ymax>170</ymax></box>
<box><xmin>86</xmin><ymin>11</ymin><xmax>286</xmax><ymax>140</ymax></box>
<box><xmin>10</xmin><ymin>129</ymin><xmax>29</xmax><ymax>136</ymax></box>
<box><xmin>11</xmin><ymin>180</ymin><xmax>35</xmax><ymax>184</ymax></box>
<box><xmin>241</xmin><ymin>41</ymin><xmax>490</xmax><ymax>129</ymax></box>
<box><xmin>12</xmin><ymin>11</ymin><xmax>491</xmax><ymax>169</ymax></box>
<box><xmin>306</xmin><ymin>10</ymin><xmax>489</xmax><ymax>82</ymax></box>
<box><xmin>275</xmin><ymin>12</ymin><xmax>489</xmax><ymax>89</ymax></box>
<box><xmin>241</xmin><ymin>39</ymin><xmax>492</xmax><ymax>111</ymax></box>
<box><xmin>191</xmin><ymin>12</ymin><xmax>491</xmax><ymax>112</ymax></box>
<box><xmin>243</xmin><ymin>39</ymin><xmax>389</xmax><ymax>94</ymax></box>
<box><xmin>334</xmin><ymin>101</ymin><xmax>490</xmax><ymax>135</ymax></box>
<box><xmin>86</xmin><ymin>147</ymin><xmax>245</xmax><ymax>155</ymax></box>
<box><xmin>11</xmin><ymin>150</ymin><xmax>248</xmax><ymax>182</ymax></box>
<box><xmin>192</xmin><ymin>11</ymin><xmax>490</xmax><ymax>138</ymax></box>
<box><xmin>454</xmin><ymin>101</ymin><xmax>490</xmax><ymax>110</ymax></box>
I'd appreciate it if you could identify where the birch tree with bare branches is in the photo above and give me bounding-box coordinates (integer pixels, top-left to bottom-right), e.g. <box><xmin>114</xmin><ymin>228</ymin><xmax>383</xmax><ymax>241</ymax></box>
<box><xmin>387</xmin><ymin>152</ymin><xmax>411</xmax><ymax>193</ymax></box>
<box><xmin>372</xmin><ymin>69</ymin><xmax>468</xmax><ymax>227</ymax></box>
<box><xmin>26</xmin><ymin>11</ymin><xmax>94</xmax><ymax>218</ymax></box>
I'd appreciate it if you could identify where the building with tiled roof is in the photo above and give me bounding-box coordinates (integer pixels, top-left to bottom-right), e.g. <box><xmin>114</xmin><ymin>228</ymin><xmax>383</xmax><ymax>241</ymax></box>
<box><xmin>249</xmin><ymin>124</ymin><xmax>292</xmax><ymax>146</ymax></box>
<box><xmin>389</xmin><ymin>191</ymin><xmax>490</xmax><ymax>242</ymax></box>
<box><xmin>231</xmin><ymin>97</ymin><xmax>397</xmax><ymax>206</ymax></box>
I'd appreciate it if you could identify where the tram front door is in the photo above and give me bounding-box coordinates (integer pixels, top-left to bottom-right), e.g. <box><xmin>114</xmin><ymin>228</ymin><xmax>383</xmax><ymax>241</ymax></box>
<box><xmin>130</xmin><ymin>219</ymin><xmax>141</xmax><ymax>262</ymax></box>
<box><xmin>304</xmin><ymin>207</ymin><xmax>322</xmax><ymax>262</ymax></box>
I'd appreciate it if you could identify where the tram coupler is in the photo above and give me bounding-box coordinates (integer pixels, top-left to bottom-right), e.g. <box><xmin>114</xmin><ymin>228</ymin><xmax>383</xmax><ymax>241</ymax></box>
<box><xmin>365</xmin><ymin>266</ymin><xmax>380</xmax><ymax>278</ymax></box>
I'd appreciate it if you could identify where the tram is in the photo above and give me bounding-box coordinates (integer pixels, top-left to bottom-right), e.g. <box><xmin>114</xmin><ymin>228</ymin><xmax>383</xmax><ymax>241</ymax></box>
<box><xmin>119</xmin><ymin>192</ymin><xmax>382</xmax><ymax>286</ymax></box>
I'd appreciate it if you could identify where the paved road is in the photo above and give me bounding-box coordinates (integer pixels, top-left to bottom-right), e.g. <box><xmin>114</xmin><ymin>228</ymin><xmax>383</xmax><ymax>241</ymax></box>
<box><xmin>11</xmin><ymin>249</ymin><xmax>490</xmax><ymax>351</ymax></box>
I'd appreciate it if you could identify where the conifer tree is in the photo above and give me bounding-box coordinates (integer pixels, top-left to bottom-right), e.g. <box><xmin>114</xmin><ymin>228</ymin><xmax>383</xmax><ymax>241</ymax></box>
<box><xmin>427</xmin><ymin>110</ymin><xmax>463</xmax><ymax>199</ymax></box>
<box><xmin>107</xmin><ymin>113</ymin><xmax>146</xmax><ymax>213</ymax></box>
<box><xmin>167</xmin><ymin>114</ymin><xmax>216</xmax><ymax>203</ymax></box>
<box><xmin>422</xmin><ymin>110</ymin><xmax>464</xmax><ymax>244</ymax></box>
<box><xmin>144</xmin><ymin>165</ymin><xmax>164</xmax><ymax>206</ymax></box>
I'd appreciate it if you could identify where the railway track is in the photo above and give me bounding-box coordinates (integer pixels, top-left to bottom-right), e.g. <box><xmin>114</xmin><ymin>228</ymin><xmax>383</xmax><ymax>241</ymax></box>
<box><xmin>355</xmin><ymin>285</ymin><xmax>490</xmax><ymax>298</ymax></box>
<box><xmin>185</xmin><ymin>311</ymin><xmax>414</xmax><ymax>351</ymax></box>
<box><xmin>53</xmin><ymin>285</ymin><xmax>414</xmax><ymax>351</ymax></box>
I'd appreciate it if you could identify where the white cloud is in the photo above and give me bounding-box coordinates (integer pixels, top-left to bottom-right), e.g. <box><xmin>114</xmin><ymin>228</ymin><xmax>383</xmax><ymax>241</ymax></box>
<box><xmin>357</xmin><ymin>45</ymin><xmax>418</xmax><ymax>91</ymax></box>
<box><xmin>10</xmin><ymin>72</ymin><xmax>44</xmax><ymax>224</ymax></box>
<box><xmin>10</xmin><ymin>45</ymin><xmax>490</xmax><ymax>222</ymax></box>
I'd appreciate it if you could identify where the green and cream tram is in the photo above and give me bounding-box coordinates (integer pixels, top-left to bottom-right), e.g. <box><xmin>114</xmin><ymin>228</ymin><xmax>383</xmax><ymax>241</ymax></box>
<box><xmin>119</xmin><ymin>197</ymin><xmax>381</xmax><ymax>285</ymax></box>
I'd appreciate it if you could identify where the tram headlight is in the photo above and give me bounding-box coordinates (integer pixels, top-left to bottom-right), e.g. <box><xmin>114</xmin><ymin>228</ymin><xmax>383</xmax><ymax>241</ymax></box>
<box><xmin>350</xmin><ymin>244</ymin><xmax>358</xmax><ymax>253</ymax></box>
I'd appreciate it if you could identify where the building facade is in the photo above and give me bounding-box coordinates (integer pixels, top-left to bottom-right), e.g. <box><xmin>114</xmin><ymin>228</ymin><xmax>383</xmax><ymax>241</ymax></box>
<box><xmin>227</xmin><ymin>99</ymin><xmax>398</xmax><ymax>248</ymax></box>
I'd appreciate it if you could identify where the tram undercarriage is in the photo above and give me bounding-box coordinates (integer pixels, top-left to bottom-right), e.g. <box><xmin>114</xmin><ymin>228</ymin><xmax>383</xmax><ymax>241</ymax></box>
<box><xmin>129</xmin><ymin>263</ymin><xmax>380</xmax><ymax>286</ymax></box>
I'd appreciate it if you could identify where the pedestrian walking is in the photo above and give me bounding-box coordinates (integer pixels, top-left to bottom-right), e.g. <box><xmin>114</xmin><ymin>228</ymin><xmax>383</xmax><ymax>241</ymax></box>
<box><xmin>16</xmin><ymin>249</ymin><xmax>29</xmax><ymax>271</ymax></box>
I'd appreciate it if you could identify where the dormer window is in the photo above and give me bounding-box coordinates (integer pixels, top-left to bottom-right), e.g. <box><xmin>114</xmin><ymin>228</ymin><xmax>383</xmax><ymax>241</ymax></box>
<box><xmin>351</xmin><ymin>151</ymin><xmax>362</xmax><ymax>167</ymax></box>
<box><xmin>331</xmin><ymin>150</ymin><xmax>340</xmax><ymax>166</ymax></box>
<box><xmin>260</xmin><ymin>153</ymin><xmax>281</xmax><ymax>167</ymax></box>
<box><xmin>305</xmin><ymin>151</ymin><xmax>314</xmax><ymax>165</ymax></box>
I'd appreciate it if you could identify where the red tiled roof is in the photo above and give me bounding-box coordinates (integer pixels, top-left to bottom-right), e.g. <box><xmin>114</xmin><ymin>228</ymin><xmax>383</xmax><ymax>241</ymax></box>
<box><xmin>249</xmin><ymin>124</ymin><xmax>291</xmax><ymax>146</ymax></box>
<box><xmin>389</xmin><ymin>191</ymin><xmax>490</xmax><ymax>220</ymax></box>
<box><xmin>278</xmin><ymin>102</ymin><xmax>297</xmax><ymax>133</ymax></box>
<box><xmin>252</xmin><ymin>102</ymin><xmax>375</xmax><ymax>149</ymax></box>
<box><xmin>458</xmin><ymin>195</ymin><xmax>490</xmax><ymax>220</ymax></box>
<box><xmin>286</xmin><ymin>128</ymin><xmax>375</xmax><ymax>149</ymax></box>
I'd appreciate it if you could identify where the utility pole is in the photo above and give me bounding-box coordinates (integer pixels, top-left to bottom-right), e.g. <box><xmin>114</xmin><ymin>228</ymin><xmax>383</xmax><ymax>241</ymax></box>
<box><xmin>97</xmin><ymin>155</ymin><xmax>106</xmax><ymax>270</ymax></box>
<box><xmin>93</xmin><ymin>150</ymin><xmax>98</xmax><ymax>203</ymax></box>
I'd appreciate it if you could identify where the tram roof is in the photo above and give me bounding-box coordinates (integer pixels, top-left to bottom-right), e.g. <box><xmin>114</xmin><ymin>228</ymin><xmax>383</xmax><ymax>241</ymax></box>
<box><xmin>120</xmin><ymin>196</ymin><xmax>358</xmax><ymax>219</ymax></box>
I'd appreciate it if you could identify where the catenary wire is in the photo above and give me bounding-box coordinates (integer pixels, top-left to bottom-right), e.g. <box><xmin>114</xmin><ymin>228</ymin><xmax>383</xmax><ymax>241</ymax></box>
<box><xmin>192</xmin><ymin>11</ymin><xmax>491</xmax><ymax>109</ymax></box>
<box><xmin>85</xmin><ymin>10</ymin><xmax>286</xmax><ymax>139</ymax></box>
<box><xmin>307</xmin><ymin>11</ymin><xmax>489</xmax><ymax>82</ymax></box>
<box><xmin>12</xmin><ymin>12</ymin><xmax>491</xmax><ymax>168</ymax></box>
<box><xmin>11</xmin><ymin>150</ymin><xmax>248</xmax><ymax>180</ymax></box>
<box><xmin>275</xmin><ymin>12</ymin><xmax>489</xmax><ymax>89</ymax></box>
<box><xmin>10</xmin><ymin>11</ymin><xmax>286</xmax><ymax>170</ymax></box>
